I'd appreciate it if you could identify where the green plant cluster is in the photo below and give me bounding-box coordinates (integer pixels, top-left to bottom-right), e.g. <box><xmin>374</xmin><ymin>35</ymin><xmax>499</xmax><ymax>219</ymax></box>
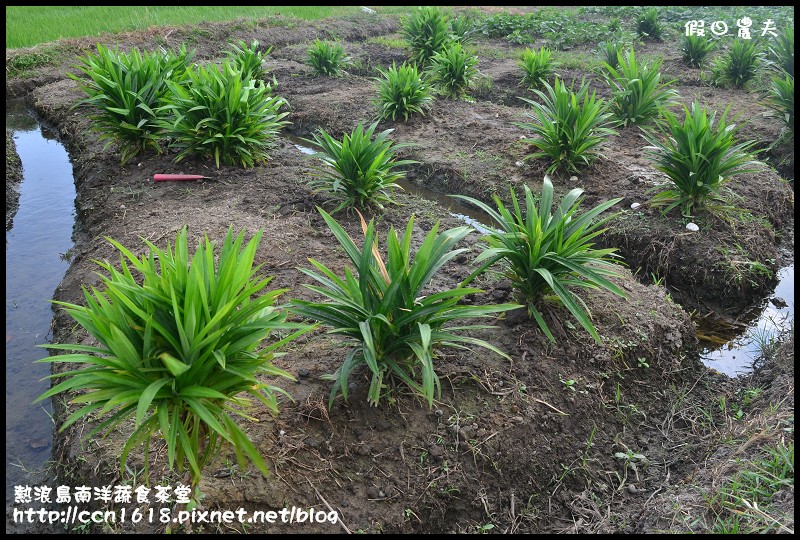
<box><xmin>765</xmin><ymin>74</ymin><xmax>794</xmax><ymax>133</ymax></box>
<box><xmin>70</xmin><ymin>42</ymin><xmax>289</xmax><ymax>168</ymax></box>
<box><xmin>427</xmin><ymin>40</ymin><xmax>478</xmax><ymax>98</ymax></box>
<box><xmin>69</xmin><ymin>44</ymin><xmax>193</xmax><ymax>165</ymax></box>
<box><xmin>307</xmin><ymin>39</ymin><xmax>351</xmax><ymax>76</ymax></box>
<box><xmin>397</xmin><ymin>7</ymin><xmax>480</xmax><ymax>101</ymax></box>
<box><xmin>764</xmin><ymin>26</ymin><xmax>793</xmax><ymax>137</ymax></box>
<box><xmin>456</xmin><ymin>177</ymin><xmax>625</xmax><ymax>343</ymax></box>
<box><xmin>636</xmin><ymin>8</ymin><xmax>664</xmax><ymax>41</ymax></box>
<box><xmin>291</xmin><ymin>209</ymin><xmax>519</xmax><ymax>408</ymax></box>
<box><xmin>681</xmin><ymin>34</ymin><xmax>716</xmax><ymax>68</ymax></box>
<box><xmin>711</xmin><ymin>38</ymin><xmax>765</xmax><ymax>89</ymax></box>
<box><xmin>449</xmin><ymin>13</ymin><xmax>477</xmax><ymax>44</ymax></box>
<box><xmin>400</xmin><ymin>6</ymin><xmax>454</xmax><ymax>67</ymax></box>
<box><xmin>767</xmin><ymin>25</ymin><xmax>793</xmax><ymax>77</ymax></box>
<box><xmin>519</xmin><ymin>47</ymin><xmax>557</xmax><ymax>90</ymax></box>
<box><xmin>517</xmin><ymin>78</ymin><xmax>617</xmax><ymax>174</ymax></box>
<box><xmin>159</xmin><ymin>62</ymin><xmax>289</xmax><ymax>168</ymax></box>
<box><xmin>225</xmin><ymin>39</ymin><xmax>271</xmax><ymax>80</ymax></box>
<box><xmin>603</xmin><ymin>49</ymin><xmax>679</xmax><ymax>127</ymax></box>
<box><xmin>597</xmin><ymin>41</ymin><xmax>626</xmax><ymax>71</ymax></box>
<box><xmin>643</xmin><ymin>102</ymin><xmax>763</xmax><ymax>218</ymax></box>
<box><xmin>303</xmin><ymin>122</ymin><xmax>416</xmax><ymax>212</ymax></box>
<box><xmin>36</xmin><ymin>227</ymin><xmax>312</xmax><ymax>488</ymax></box>
<box><xmin>7</xmin><ymin>49</ymin><xmax>55</xmax><ymax>77</ymax></box>
<box><xmin>374</xmin><ymin>62</ymin><xmax>434</xmax><ymax>121</ymax></box>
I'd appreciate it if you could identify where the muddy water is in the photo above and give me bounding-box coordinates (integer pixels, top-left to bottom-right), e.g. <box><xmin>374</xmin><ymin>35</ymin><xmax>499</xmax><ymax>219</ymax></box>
<box><xmin>287</xmin><ymin>133</ymin><xmax>795</xmax><ymax>378</ymax></box>
<box><xmin>5</xmin><ymin>100</ymin><xmax>76</xmax><ymax>502</ymax></box>
<box><xmin>697</xmin><ymin>265</ymin><xmax>794</xmax><ymax>377</ymax></box>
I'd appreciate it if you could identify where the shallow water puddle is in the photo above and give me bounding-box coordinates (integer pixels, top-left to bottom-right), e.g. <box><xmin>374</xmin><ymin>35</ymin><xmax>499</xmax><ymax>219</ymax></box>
<box><xmin>6</xmin><ymin>99</ymin><xmax>76</xmax><ymax>501</ymax></box>
<box><xmin>696</xmin><ymin>265</ymin><xmax>794</xmax><ymax>377</ymax></box>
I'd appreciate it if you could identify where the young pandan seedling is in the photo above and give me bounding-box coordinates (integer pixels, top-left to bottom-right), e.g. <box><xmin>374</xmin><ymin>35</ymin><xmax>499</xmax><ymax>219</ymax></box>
<box><xmin>449</xmin><ymin>13</ymin><xmax>477</xmax><ymax>45</ymax></box>
<box><xmin>767</xmin><ymin>25</ymin><xmax>793</xmax><ymax>77</ymax></box>
<box><xmin>400</xmin><ymin>5</ymin><xmax>452</xmax><ymax>67</ymax></box>
<box><xmin>519</xmin><ymin>46</ymin><xmax>557</xmax><ymax>90</ymax></box>
<box><xmin>374</xmin><ymin>62</ymin><xmax>434</xmax><ymax>121</ymax></box>
<box><xmin>158</xmin><ymin>60</ymin><xmax>289</xmax><ymax>167</ymax></box>
<box><xmin>711</xmin><ymin>38</ymin><xmax>765</xmax><ymax>89</ymax></box>
<box><xmin>291</xmin><ymin>209</ymin><xmax>520</xmax><ymax>408</ymax></box>
<box><xmin>603</xmin><ymin>49</ymin><xmax>679</xmax><ymax>127</ymax></box>
<box><xmin>516</xmin><ymin>78</ymin><xmax>617</xmax><ymax>174</ymax></box>
<box><xmin>428</xmin><ymin>41</ymin><xmax>478</xmax><ymax>98</ymax></box>
<box><xmin>764</xmin><ymin>74</ymin><xmax>793</xmax><ymax>133</ymax></box>
<box><xmin>225</xmin><ymin>39</ymin><xmax>271</xmax><ymax>80</ymax></box>
<box><xmin>307</xmin><ymin>39</ymin><xmax>350</xmax><ymax>77</ymax></box>
<box><xmin>643</xmin><ymin>102</ymin><xmax>763</xmax><ymax>218</ymax></box>
<box><xmin>681</xmin><ymin>34</ymin><xmax>716</xmax><ymax>68</ymax></box>
<box><xmin>597</xmin><ymin>41</ymin><xmax>625</xmax><ymax>72</ymax></box>
<box><xmin>455</xmin><ymin>176</ymin><xmax>626</xmax><ymax>344</ymax></box>
<box><xmin>636</xmin><ymin>7</ymin><xmax>663</xmax><ymax>41</ymax></box>
<box><xmin>35</xmin><ymin>227</ymin><xmax>313</xmax><ymax>489</ymax></box>
<box><xmin>303</xmin><ymin>122</ymin><xmax>417</xmax><ymax>213</ymax></box>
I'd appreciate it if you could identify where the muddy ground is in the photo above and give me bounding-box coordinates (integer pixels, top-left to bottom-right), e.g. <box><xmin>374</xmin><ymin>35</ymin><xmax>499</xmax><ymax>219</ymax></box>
<box><xmin>5</xmin><ymin>8</ymin><xmax>794</xmax><ymax>534</ymax></box>
<box><xmin>5</xmin><ymin>131</ymin><xmax>22</xmax><ymax>232</ymax></box>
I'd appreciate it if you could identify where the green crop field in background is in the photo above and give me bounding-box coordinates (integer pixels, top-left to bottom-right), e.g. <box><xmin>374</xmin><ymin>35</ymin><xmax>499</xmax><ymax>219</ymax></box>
<box><xmin>5</xmin><ymin>6</ymin><xmax>413</xmax><ymax>49</ymax></box>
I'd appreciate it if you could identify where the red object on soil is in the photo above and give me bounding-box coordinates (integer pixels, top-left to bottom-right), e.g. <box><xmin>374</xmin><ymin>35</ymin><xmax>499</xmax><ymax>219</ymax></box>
<box><xmin>153</xmin><ymin>174</ymin><xmax>210</xmax><ymax>181</ymax></box>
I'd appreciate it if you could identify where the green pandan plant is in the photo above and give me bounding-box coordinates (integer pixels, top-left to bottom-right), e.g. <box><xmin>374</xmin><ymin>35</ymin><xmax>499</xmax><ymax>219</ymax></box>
<box><xmin>291</xmin><ymin>209</ymin><xmax>519</xmax><ymax>408</ymax></box>
<box><xmin>374</xmin><ymin>62</ymin><xmax>434</xmax><ymax>122</ymax></box>
<box><xmin>517</xmin><ymin>78</ymin><xmax>617</xmax><ymax>174</ymax></box>
<box><xmin>158</xmin><ymin>61</ymin><xmax>289</xmax><ymax>167</ymax></box>
<box><xmin>303</xmin><ymin>122</ymin><xmax>417</xmax><ymax>213</ymax></box>
<box><xmin>36</xmin><ymin>227</ymin><xmax>312</xmax><ymax>488</ymax></box>
<box><xmin>456</xmin><ymin>176</ymin><xmax>626</xmax><ymax>344</ymax></box>
<box><xmin>643</xmin><ymin>102</ymin><xmax>763</xmax><ymax>218</ymax></box>
<box><xmin>69</xmin><ymin>43</ymin><xmax>193</xmax><ymax>165</ymax></box>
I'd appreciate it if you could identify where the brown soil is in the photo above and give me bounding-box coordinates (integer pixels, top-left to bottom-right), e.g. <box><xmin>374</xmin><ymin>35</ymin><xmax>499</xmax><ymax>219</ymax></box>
<box><xmin>5</xmin><ymin>131</ymin><xmax>22</xmax><ymax>231</ymax></box>
<box><xmin>5</xmin><ymin>8</ymin><xmax>794</xmax><ymax>534</ymax></box>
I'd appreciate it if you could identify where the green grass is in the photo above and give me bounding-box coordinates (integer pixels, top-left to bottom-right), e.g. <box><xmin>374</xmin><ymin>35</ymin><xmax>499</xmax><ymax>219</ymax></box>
<box><xmin>711</xmin><ymin>441</ymin><xmax>794</xmax><ymax>533</ymax></box>
<box><xmin>365</xmin><ymin>35</ymin><xmax>408</xmax><ymax>49</ymax></box>
<box><xmin>6</xmin><ymin>48</ymin><xmax>58</xmax><ymax>77</ymax></box>
<box><xmin>5</xmin><ymin>6</ymin><xmax>414</xmax><ymax>49</ymax></box>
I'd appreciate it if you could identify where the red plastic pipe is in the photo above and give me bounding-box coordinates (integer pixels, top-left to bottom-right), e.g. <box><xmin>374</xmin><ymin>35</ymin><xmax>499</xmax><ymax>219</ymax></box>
<box><xmin>154</xmin><ymin>174</ymin><xmax>210</xmax><ymax>182</ymax></box>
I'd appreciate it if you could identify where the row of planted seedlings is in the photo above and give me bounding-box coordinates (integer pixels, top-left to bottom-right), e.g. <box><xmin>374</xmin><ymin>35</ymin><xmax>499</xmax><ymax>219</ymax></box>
<box><xmin>66</xmin><ymin>6</ymin><xmax>795</xmax><ymax>173</ymax></box>
<box><xmin>298</xmin><ymin>6</ymin><xmax>790</xmax><ymax>229</ymax></box>
<box><xmin>393</xmin><ymin>7</ymin><xmax>790</xmax><ymax>208</ymax></box>
<box><xmin>481</xmin><ymin>5</ymin><xmax>793</xmax><ymax>102</ymax></box>
<box><xmin>360</xmin><ymin>7</ymin><xmax>792</xmax><ymax>303</ymax></box>
<box><xmin>40</xmin><ymin>31</ymin><xmax>623</xmax><ymax>502</ymax></box>
<box><xmin>37</xmin><ymin>7</ymin><xmax>784</xmax><ymax>503</ymax></box>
